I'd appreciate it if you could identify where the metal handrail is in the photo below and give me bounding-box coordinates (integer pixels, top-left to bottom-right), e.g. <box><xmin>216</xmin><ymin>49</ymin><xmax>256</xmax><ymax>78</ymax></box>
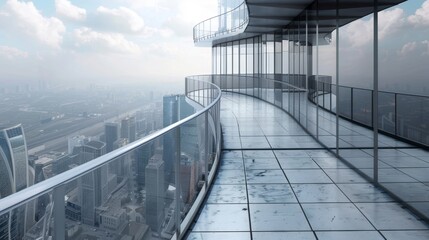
<box><xmin>193</xmin><ymin>1</ymin><xmax>249</xmax><ymax>43</ymax></box>
<box><xmin>0</xmin><ymin>77</ymin><xmax>222</xmax><ymax>215</ymax></box>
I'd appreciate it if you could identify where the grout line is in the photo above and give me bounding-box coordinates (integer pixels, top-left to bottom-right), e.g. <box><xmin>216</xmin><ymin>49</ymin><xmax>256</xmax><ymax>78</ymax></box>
<box><xmin>230</xmin><ymin>108</ymin><xmax>254</xmax><ymax>240</ymax></box>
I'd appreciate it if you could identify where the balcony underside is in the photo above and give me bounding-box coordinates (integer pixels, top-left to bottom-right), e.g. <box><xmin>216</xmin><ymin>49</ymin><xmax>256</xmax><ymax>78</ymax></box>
<box><xmin>212</xmin><ymin>0</ymin><xmax>406</xmax><ymax>45</ymax></box>
<box><xmin>186</xmin><ymin>92</ymin><xmax>429</xmax><ymax>239</ymax></box>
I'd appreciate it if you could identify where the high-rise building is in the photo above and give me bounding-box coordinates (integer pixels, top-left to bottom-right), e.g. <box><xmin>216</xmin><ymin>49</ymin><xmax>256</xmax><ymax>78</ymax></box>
<box><xmin>129</xmin><ymin>116</ymin><xmax>137</xmax><ymax>143</ymax></box>
<box><xmin>135</xmin><ymin>142</ymin><xmax>153</xmax><ymax>186</ymax></box>
<box><xmin>144</xmin><ymin>154</ymin><xmax>165</xmax><ymax>234</ymax></box>
<box><xmin>0</xmin><ymin>125</ymin><xmax>34</xmax><ymax>239</ymax></box>
<box><xmin>162</xmin><ymin>95</ymin><xmax>179</xmax><ymax>185</ymax></box>
<box><xmin>120</xmin><ymin>116</ymin><xmax>137</xmax><ymax>143</ymax></box>
<box><xmin>104</xmin><ymin>122</ymin><xmax>119</xmax><ymax>153</ymax></box>
<box><xmin>67</xmin><ymin>135</ymin><xmax>87</xmax><ymax>155</ymax></box>
<box><xmin>77</xmin><ymin>140</ymin><xmax>108</xmax><ymax>226</ymax></box>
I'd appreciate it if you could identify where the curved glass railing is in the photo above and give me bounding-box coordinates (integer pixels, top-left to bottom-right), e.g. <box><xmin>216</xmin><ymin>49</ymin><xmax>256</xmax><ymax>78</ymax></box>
<box><xmin>307</xmin><ymin>78</ymin><xmax>429</xmax><ymax>147</ymax></box>
<box><xmin>193</xmin><ymin>1</ymin><xmax>249</xmax><ymax>44</ymax></box>
<box><xmin>212</xmin><ymin>73</ymin><xmax>429</xmax><ymax>222</ymax></box>
<box><xmin>0</xmin><ymin>76</ymin><xmax>221</xmax><ymax>240</ymax></box>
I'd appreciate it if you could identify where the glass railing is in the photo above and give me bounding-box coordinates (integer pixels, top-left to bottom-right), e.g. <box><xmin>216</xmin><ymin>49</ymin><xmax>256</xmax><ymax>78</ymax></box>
<box><xmin>0</xmin><ymin>76</ymin><xmax>221</xmax><ymax>240</ymax></box>
<box><xmin>307</xmin><ymin>78</ymin><xmax>429</xmax><ymax>147</ymax></box>
<box><xmin>193</xmin><ymin>1</ymin><xmax>249</xmax><ymax>44</ymax></box>
<box><xmin>212</xmin><ymin>73</ymin><xmax>429</xmax><ymax>222</ymax></box>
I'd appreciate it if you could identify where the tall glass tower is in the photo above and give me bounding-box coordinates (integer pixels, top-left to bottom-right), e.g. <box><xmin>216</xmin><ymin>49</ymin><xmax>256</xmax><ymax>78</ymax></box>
<box><xmin>0</xmin><ymin>125</ymin><xmax>30</xmax><ymax>240</ymax></box>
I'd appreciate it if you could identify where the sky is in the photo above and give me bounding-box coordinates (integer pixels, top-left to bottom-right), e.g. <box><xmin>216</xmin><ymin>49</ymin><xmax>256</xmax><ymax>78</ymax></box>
<box><xmin>318</xmin><ymin>0</ymin><xmax>429</xmax><ymax>94</ymax></box>
<box><xmin>0</xmin><ymin>0</ymin><xmax>428</xmax><ymax>95</ymax></box>
<box><xmin>0</xmin><ymin>0</ymin><xmax>218</xmax><ymax>89</ymax></box>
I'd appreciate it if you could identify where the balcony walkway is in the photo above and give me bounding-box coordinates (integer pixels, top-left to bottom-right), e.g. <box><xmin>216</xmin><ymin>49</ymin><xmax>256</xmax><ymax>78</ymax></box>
<box><xmin>186</xmin><ymin>93</ymin><xmax>429</xmax><ymax>240</ymax></box>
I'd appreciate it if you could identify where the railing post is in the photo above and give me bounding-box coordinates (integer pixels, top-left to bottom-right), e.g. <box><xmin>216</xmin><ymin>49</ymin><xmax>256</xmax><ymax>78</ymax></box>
<box><xmin>53</xmin><ymin>184</ymin><xmax>66</xmax><ymax>240</ymax></box>
<box><xmin>174</xmin><ymin>127</ymin><xmax>181</xmax><ymax>238</ymax></box>
<box><xmin>205</xmin><ymin>112</ymin><xmax>209</xmax><ymax>186</ymax></box>
<box><xmin>351</xmin><ymin>88</ymin><xmax>354</xmax><ymax>121</ymax></box>
<box><xmin>395</xmin><ymin>93</ymin><xmax>398</xmax><ymax>135</ymax></box>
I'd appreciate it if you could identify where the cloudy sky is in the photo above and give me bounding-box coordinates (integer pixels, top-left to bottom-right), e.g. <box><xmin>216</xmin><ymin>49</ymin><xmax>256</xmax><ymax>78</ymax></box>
<box><xmin>319</xmin><ymin>0</ymin><xmax>429</xmax><ymax>94</ymax></box>
<box><xmin>0</xmin><ymin>0</ymin><xmax>217</xmax><ymax>88</ymax></box>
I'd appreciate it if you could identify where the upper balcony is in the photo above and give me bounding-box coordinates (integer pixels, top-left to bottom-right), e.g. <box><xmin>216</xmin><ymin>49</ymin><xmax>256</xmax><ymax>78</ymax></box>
<box><xmin>193</xmin><ymin>1</ymin><xmax>249</xmax><ymax>46</ymax></box>
<box><xmin>194</xmin><ymin>0</ymin><xmax>406</xmax><ymax>47</ymax></box>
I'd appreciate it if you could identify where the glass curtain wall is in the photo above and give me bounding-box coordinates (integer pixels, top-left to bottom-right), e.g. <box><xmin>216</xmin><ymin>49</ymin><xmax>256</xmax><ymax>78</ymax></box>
<box><xmin>213</xmin><ymin>0</ymin><xmax>429</xmax><ymax>222</ymax></box>
<box><xmin>338</xmin><ymin>1</ymin><xmax>375</xmax><ymax>180</ymax></box>
<box><xmin>211</xmin><ymin>0</ymin><xmax>429</xmax><ymax>220</ymax></box>
<box><xmin>377</xmin><ymin>0</ymin><xmax>429</xmax><ymax>220</ymax></box>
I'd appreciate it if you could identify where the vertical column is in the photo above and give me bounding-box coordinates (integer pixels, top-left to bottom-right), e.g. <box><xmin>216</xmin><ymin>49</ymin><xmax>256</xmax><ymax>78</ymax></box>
<box><xmin>373</xmin><ymin>0</ymin><xmax>379</xmax><ymax>183</ymax></box>
<box><xmin>174</xmin><ymin>127</ymin><xmax>181</xmax><ymax>237</ymax></box>
<box><xmin>336</xmin><ymin>0</ymin><xmax>340</xmax><ymax>155</ymax></box>
<box><xmin>306</xmin><ymin>11</ymin><xmax>310</xmax><ymax>129</ymax></box>
<box><xmin>315</xmin><ymin>0</ymin><xmax>319</xmax><ymax>139</ymax></box>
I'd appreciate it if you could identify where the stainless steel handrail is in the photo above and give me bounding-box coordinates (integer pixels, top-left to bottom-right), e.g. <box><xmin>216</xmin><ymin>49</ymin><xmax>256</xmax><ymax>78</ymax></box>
<box><xmin>0</xmin><ymin>77</ymin><xmax>222</xmax><ymax>215</ymax></box>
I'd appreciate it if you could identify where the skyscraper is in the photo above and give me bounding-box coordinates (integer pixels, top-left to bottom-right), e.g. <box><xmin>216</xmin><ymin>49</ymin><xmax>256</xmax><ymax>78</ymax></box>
<box><xmin>77</xmin><ymin>140</ymin><xmax>107</xmax><ymax>226</ymax></box>
<box><xmin>162</xmin><ymin>95</ymin><xmax>179</xmax><ymax>185</ymax></box>
<box><xmin>120</xmin><ymin>117</ymin><xmax>130</xmax><ymax>140</ymax></box>
<box><xmin>128</xmin><ymin>116</ymin><xmax>136</xmax><ymax>143</ymax></box>
<box><xmin>104</xmin><ymin>122</ymin><xmax>119</xmax><ymax>153</ymax></box>
<box><xmin>0</xmin><ymin>125</ymin><xmax>34</xmax><ymax>240</ymax></box>
<box><xmin>135</xmin><ymin>142</ymin><xmax>153</xmax><ymax>186</ymax></box>
<box><xmin>145</xmin><ymin>154</ymin><xmax>165</xmax><ymax>234</ymax></box>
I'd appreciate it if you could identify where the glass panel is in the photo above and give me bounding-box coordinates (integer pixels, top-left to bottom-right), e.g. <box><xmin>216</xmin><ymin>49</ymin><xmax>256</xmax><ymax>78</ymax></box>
<box><xmin>247</xmin><ymin>38</ymin><xmax>254</xmax><ymax>75</ymax></box>
<box><xmin>378</xmin><ymin>92</ymin><xmax>395</xmax><ymax>135</ymax></box>
<box><xmin>233</xmin><ymin>41</ymin><xmax>239</xmax><ymax>74</ymax></box>
<box><xmin>227</xmin><ymin>42</ymin><xmax>233</xmax><ymax>75</ymax></box>
<box><xmin>306</xmin><ymin>2</ymin><xmax>318</xmax><ymax>136</ymax></box>
<box><xmin>352</xmin><ymin>88</ymin><xmax>372</xmax><ymax>126</ymax></box>
<box><xmin>397</xmin><ymin>94</ymin><xmax>429</xmax><ymax>145</ymax></box>
<box><xmin>339</xmin><ymin>1</ymin><xmax>374</xmax><ymax>180</ymax></box>
<box><xmin>338</xmin><ymin>86</ymin><xmax>352</xmax><ymax>119</ymax></box>
<box><xmin>377</xmin><ymin>0</ymin><xmax>429</xmax><ymax>221</ymax></box>
<box><xmin>240</xmin><ymin>40</ymin><xmax>246</xmax><ymax>75</ymax></box>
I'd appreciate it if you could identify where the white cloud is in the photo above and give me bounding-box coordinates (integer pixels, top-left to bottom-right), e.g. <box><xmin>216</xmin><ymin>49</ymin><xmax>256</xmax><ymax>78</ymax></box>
<box><xmin>341</xmin><ymin>7</ymin><xmax>407</xmax><ymax>47</ymax></box>
<box><xmin>73</xmin><ymin>27</ymin><xmax>141</xmax><ymax>54</ymax></box>
<box><xmin>399</xmin><ymin>41</ymin><xmax>417</xmax><ymax>56</ymax></box>
<box><xmin>1</xmin><ymin>0</ymin><xmax>65</xmax><ymax>48</ymax></box>
<box><xmin>0</xmin><ymin>45</ymin><xmax>28</xmax><ymax>59</ymax></box>
<box><xmin>55</xmin><ymin>0</ymin><xmax>86</xmax><ymax>21</ymax></box>
<box><xmin>162</xmin><ymin>0</ymin><xmax>217</xmax><ymax>38</ymax></box>
<box><xmin>398</xmin><ymin>40</ymin><xmax>429</xmax><ymax>57</ymax></box>
<box><xmin>421</xmin><ymin>40</ymin><xmax>429</xmax><ymax>55</ymax></box>
<box><xmin>90</xmin><ymin>6</ymin><xmax>145</xmax><ymax>34</ymax></box>
<box><xmin>408</xmin><ymin>0</ymin><xmax>429</xmax><ymax>27</ymax></box>
<box><xmin>378</xmin><ymin>8</ymin><xmax>406</xmax><ymax>39</ymax></box>
<box><xmin>342</xmin><ymin>18</ymin><xmax>373</xmax><ymax>47</ymax></box>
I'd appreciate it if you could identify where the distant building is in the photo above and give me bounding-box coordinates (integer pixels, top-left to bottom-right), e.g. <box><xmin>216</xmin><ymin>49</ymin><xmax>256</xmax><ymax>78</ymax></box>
<box><xmin>135</xmin><ymin>142</ymin><xmax>153</xmax><ymax>186</ymax></box>
<box><xmin>67</xmin><ymin>135</ymin><xmax>87</xmax><ymax>155</ymax></box>
<box><xmin>77</xmin><ymin>140</ymin><xmax>108</xmax><ymax>226</ymax></box>
<box><xmin>162</xmin><ymin>95</ymin><xmax>200</xmax><ymax>192</ymax></box>
<box><xmin>0</xmin><ymin>125</ymin><xmax>35</xmax><ymax>239</ymax></box>
<box><xmin>105</xmin><ymin>122</ymin><xmax>119</xmax><ymax>153</ymax></box>
<box><xmin>162</xmin><ymin>95</ymin><xmax>179</xmax><ymax>185</ymax></box>
<box><xmin>121</xmin><ymin>116</ymin><xmax>137</xmax><ymax>143</ymax></box>
<box><xmin>145</xmin><ymin>155</ymin><xmax>165</xmax><ymax>233</ymax></box>
<box><xmin>98</xmin><ymin>207</ymin><xmax>127</xmax><ymax>231</ymax></box>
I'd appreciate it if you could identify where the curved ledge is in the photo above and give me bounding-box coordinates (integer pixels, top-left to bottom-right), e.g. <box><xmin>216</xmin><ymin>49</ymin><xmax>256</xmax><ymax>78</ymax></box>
<box><xmin>193</xmin><ymin>1</ymin><xmax>249</xmax><ymax>45</ymax></box>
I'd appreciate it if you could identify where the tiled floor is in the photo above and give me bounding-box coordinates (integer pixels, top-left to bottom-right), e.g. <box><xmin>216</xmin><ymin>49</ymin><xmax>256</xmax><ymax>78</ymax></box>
<box><xmin>186</xmin><ymin>93</ymin><xmax>429</xmax><ymax>240</ymax></box>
